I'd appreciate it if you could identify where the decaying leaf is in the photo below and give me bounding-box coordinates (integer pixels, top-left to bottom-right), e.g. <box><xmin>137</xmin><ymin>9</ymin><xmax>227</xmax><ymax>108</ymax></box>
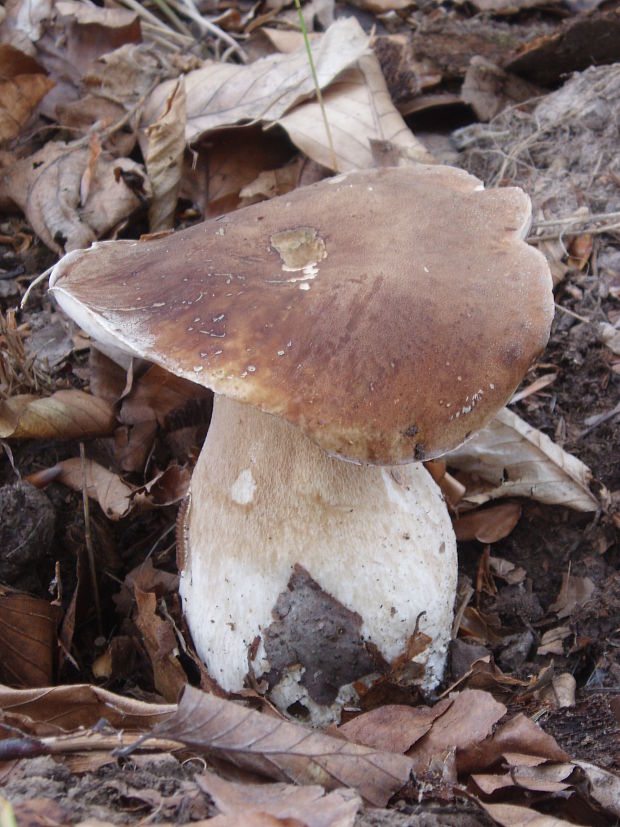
<box><xmin>478</xmin><ymin>801</ymin><xmax>578</xmax><ymax>826</ymax></box>
<box><xmin>453</xmin><ymin>502</ymin><xmax>521</xmax><ymax>543</ymax></box>
<box><xmin>0</xmin><ymin>389</ymin><xmax>116</xmax><ymax>440</ymax></box>
<box><xmin>142</xmin><ymin>77</ymin><xmax>186</xmax><ymax>232</ymax></box>
<box><xmin>0</xmin><ymin>588</ymin><xmax>61</xmax><ymax>687</ymax></box>
<box><xmin>0</xmin><ymin>683</ymin><xmax>175</xmax><ymax>735</ymax></box>
<box><xmin>154</xmin><ymin>686</ymin><xmax>414</xmax><ymax>807</ymax></box>
<box><xmin>549</xmin><ymin>574</ymin><xmax>596</xmax><ymax>618</ymax></box>
<box><xmin>278</xmin><ymin>54</ymin><xmax>431</xmax><ymax>170</ymax></box>
<box><xmin>134</xmin><ymin>586</ymin><xmax>187</xmax><ymax>702</ymax></box>
<box><xmin>0</xmin><ymin>44</ymin><xmax>55</xmax><ymax>143</ymax></box>
<box><xmin>446</xmin><ymin>407</ymin><xmax>599</xmax><ymax>511</ymax></box>
<box><xmin>197</xmin><ymin>771</ymin><xmax>361</xmax><ymax>827</ymax></box>
<box><xmin>338</xmin><ymin>700</ymin><xmax>451</xmax><ymax>755</ymax></box>
<box><xmin>461</xmin><ymin>56</ymin><xmax>541</xmax><ymax>122</ymax></box>
<box><xmin>3</xmin><ymin>141</ymin><xmax>150</xmax><ymax>254</ymax></box>
<box><xmin>27</xmin><ymin>458</ymin><xmax>190</xmax><ymax>519</ymax></box>
<box><xmin>143</xmin><ymin>18</ymin><xmax>369</xmax><ymax>144</ymax></box>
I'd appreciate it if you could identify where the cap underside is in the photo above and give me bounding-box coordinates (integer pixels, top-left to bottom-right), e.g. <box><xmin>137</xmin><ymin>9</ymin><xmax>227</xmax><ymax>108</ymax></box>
<box><xmin>50</xmin><ymin>165</ymin><xmax>554</xmax><ymax>464</ymax></box>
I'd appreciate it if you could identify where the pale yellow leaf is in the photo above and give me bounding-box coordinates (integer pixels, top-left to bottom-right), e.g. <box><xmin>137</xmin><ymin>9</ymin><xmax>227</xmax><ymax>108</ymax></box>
<box><xmin>277</xmin><ymin>54</ymin><xmax>432</xmax><ymax>171</ymax></box>
<box><xmin>142</xmin><ymin>18</ymin><xmax>369</xmax><ymax>143</ymax></box>
<box><xmin>446</xmin><ymin>407</ymin><xmax>598</xmax><ymax>511</ymax></box>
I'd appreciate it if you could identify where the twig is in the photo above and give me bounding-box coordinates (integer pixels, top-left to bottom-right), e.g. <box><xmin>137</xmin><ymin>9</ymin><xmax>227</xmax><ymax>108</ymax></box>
<box><xmin>554</xmin><ymin>303</ymin><xmax>592</xmax><ymax>324</ymax></box>
<box><xmin>80</xmin><ymin>443</ymin><xmax>103</xmax><ymax>637</ymax></box>
<box><xmin>576</xmin><ymin>401</ymin><xmax>620</xmax><ymax>440</ymax></box>
<box><xmin>167</xmin><ymin>0</ymin><xmax>248</xmax><ymax>62</ymax></box>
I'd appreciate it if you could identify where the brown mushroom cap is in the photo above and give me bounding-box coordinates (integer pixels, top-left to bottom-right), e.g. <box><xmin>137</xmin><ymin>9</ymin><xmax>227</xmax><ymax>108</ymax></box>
<box><xmin>50</xmin><ymin>165</ymin><xmax>553</xmax><ymax>464</ymax></box>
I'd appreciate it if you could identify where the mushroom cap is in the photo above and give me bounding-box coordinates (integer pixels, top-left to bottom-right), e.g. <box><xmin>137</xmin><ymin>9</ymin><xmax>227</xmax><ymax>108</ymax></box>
<box><xmin>49</xmin><ymin>165</ymin><xmax>553</xmax><ymax>464</ymax></box>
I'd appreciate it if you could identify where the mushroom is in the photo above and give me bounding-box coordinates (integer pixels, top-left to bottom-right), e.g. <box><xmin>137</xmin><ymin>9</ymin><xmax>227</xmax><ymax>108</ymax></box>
<box><xmin>49</xmin><ymin>165</ymin><xmax>553</xmax><ymax>724</ymax></box>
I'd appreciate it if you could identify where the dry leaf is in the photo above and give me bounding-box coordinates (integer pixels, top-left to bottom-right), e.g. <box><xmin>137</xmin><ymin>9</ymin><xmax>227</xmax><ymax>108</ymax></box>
<box><xmin>181</xmin><ymin>125</ymin><xmax>295</xmax><ymax>218</ymax></box>
<box><xmin>28</xmin><ymin>456</ymin><xmax>135</xmax><ymax>519</ymax></box>
<box><xmin>134</xmin><ymin>587</ymin><xmax>187</xmax><ymax>702</ymax></box>
<box><xmin>143</xmin><ymin>18</ymin><xmax>369</xmax><ymax>144</ymax></box>
<box><xmin>458</xmin><ymin>713</ymin><xmax>569</xmax><ymax>775</ymax></box>
<box><xmin>143</xmin><ymin>77</ymin><xmax>186</xmax><ymax>232</ymax></box>
<box><xmin>453</xmin><ymin>502</ymin><xmax>521</xmax><ymax>543</ymax></box>
<box><xmin>4</xmin><ymin>141</ymin><xmax>150</xmax><ymax>254</ymax></box>
<box><xmin>0</xmin><ymin>588</ymin><xmax>61</xmax><ymax>687</ymax></box>
<box><xmin>488</xmin><ymin>556</ymin><xmax>526</xmax><ymax>585</ymax></box>
<box><xmin>478</xmin><ymin>802</ymin><xmax>577</xmax><ymax>826</ymax></box>
<box><xmin>0</xmin><ymin>389</ymin><xmax>116</xmax><ymax>439</ymax></box>
<box><xmin>0</xmin><ymin>683</ymin><xmax>175</xmax><ymax>736</ymax></box>
<box><xmin>239</xmin><ymin>162</ymin><xmax>301</xmax><ymax>207</ymax></box>
<box><xmin>407</xmin><ymin>690</ymin><xmax>506</xmax><ymax>775</ymax></box>
<box><xmin>154</xmin><ymin>686</ymin><xmax>414</xmax><ymax>807</ymax></box>
<box><xmin>537</xmin><ymin>626</ymin><xmax>571</xmax><ymax>656</ymax></box>
<box><xmin>338</xmin><ymin>701</ymin><xmax>451</xmax><ymax>754</ymax></box>
<box><xmin>277</xmin><ymin>54</ymin><xmax>431</xmax><ymax>171</ymax></box>
<box><xmin>549</xmin><ymin>574</ymin><xmax>596</xmax><ymax>618</ymax></box>
<box><xmin>446</xmin><ymin>407</ymin><xmax>599</xmax><ymax>511</ymax></box>
<box><xmin>573</xmin><ymin>761</ymin><xmax>620</xmax><ymax>817</ymax></box>
<box><xmin>0</xmin><ymin>44</ymin><xmax>55</xmax><ymax>143</ymax></box>
<box><xmin>461</xmin><ymin>57</ymin><xmax>541</xmax><ymax>122</ymax></box>
<box><xmin>197</xmin><ymin>771</ymin><xmax>361</xmax><ymax>827</ymax></box>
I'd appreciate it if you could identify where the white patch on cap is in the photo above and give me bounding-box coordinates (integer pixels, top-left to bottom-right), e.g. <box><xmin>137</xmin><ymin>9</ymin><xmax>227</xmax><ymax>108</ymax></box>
<box><xmin>231</xmin><ymin>469</ymin><xmax>256</xmax><ymax>505</ymax></box>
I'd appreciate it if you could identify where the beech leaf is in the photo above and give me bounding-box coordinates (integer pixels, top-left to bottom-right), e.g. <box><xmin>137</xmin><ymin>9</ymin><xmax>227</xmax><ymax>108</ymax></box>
<box><xmin>0</xmin><ymin>390</ymin><xmax>116</xmax><ymax>440</ymax></box>
<box><xmin>446</xmin><ymin>407</ymin><xmax>598</xmax><ymax>511</ymax></box>
<box><xmin>153</xmin><ymin>686</ymin><xmax>413</xmax><ymax>807</ymax></box>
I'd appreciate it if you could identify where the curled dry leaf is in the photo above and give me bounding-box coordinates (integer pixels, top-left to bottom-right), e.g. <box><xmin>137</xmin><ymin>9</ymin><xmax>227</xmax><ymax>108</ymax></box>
<box><xmin>134</xmin><ymin>586</ymin><xmax>187</xmax><ymax>703</ymax></box>
<box><xmin>0</xmin><ymin>588</ymin><xmax>61</xmax><ymax>688</ymax></box>
<box><xmin>0</xmin><ymin>44</ymin><xmax>55</xmax><ymax>143</ymax></box>
<box><xmin>197</xmin><ymin>771</ymin><xmax>361</xmax><ymax>827</ymax></box>
<box><xmin>0</xmin><ymin>389</ymin><xmax>116</xmax><ymax>440</ymax></box>
<box><xmin>549</xmin><ymin>574</ymin><xmax>596</xmax><ymax>618</ymax></box>
<box><xmin>0</xmin><ymin>683</ymin><xmax>175</xmax><ymax>736</ymax></box>
<box><xmin>446</xmin><ymin>407</ymin><xmax>599</xmax><ymax>512</ymax></box>
<box><xmin>153</xmin><ymin>686</ymin><xmax>414</xmax><ymax>807</ymax></box>
<box><xmin>28</xmin><ymin>458</ymin><xmax>190</xmax><ymax>519</ymax></box>
<box><xmin>453</xmin><ymin>502</ymin><xmax>522</xmax><ymax>543</ymax></box>
<box><xmin>277</xmin><ymin>54</ymin><xmax>432</xmax><ymax>171</ymax></box>
<box><xmin>3</xmin><ymin>141</ymin><xmax>150</xmax><ymax>254</ymax></box>
<box><xmin>142</xmin><ymin>77</ymin><xmax>186</xmax><ymax>233</ymax></box>
<box><xmin>143</xmin><ymin>18</ymin><xmax>369</xmax><ymax>143</ymax></box>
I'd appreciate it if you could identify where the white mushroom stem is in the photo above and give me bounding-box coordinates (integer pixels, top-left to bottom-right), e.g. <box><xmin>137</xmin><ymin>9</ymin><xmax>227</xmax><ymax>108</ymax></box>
<box><xmin>180</xmin><ymin>395</ymin><xmax>458</xmax><ymax>713</ymax></box>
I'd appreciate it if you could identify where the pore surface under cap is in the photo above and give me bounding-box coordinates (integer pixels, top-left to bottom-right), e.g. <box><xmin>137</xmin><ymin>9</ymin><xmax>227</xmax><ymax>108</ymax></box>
<box><xmin>50</xmin><ymin>165</ymin><xmax>553</xmax><ymax>464</ymax></box>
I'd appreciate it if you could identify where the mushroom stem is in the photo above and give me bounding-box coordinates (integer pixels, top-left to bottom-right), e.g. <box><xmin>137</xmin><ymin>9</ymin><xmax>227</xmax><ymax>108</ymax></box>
<box><xmin>180</xmin><ymin>394</ymin><xmax>457</xmax><ymax>723</ymax></box>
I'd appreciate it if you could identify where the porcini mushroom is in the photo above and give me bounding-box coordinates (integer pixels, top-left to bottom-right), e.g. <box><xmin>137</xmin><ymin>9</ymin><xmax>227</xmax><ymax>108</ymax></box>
<box><xmin>49</xmin><ymin>165</ymin><xmax>553</xmax><ymax>723</ymax></box>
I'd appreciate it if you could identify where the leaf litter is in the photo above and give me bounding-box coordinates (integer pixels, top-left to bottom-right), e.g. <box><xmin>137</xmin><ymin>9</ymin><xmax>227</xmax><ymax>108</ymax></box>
<box><xmin>0</xmin><ymin>0</ymin><xmax>618</xmax><ymax>824</ymax></box>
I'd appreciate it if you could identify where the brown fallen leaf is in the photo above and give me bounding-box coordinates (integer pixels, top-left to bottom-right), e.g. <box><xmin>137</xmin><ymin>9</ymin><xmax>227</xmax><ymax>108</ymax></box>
<box><xmin>0</xmin><ymin>588</ymin><xmax>61</xmax><ymax>687</ymax></box>
<box><xmin>153</xmin><ymin>686</ymin><xmax>414</xmax><ymax>807</ymax></box>
<box><xmin>3</xmin><ymin>140</ymin><xmax>150</xmax><ymax>254</ymax></box>
<box><xmin>453</xmin><ymin>502</ymin><xmax>521</xmax><ymax>543</ymax></box>
<box><xmin>134</xmin><ymin>586</ymin><xmax>187</xmax><ymax>703</ymax></box>
<box><xmin>0</xmin><ymin>389</ymin><xmax>116</xmax><ymax>440</ymax></box>
<box><xmin>0</xmin><ymin>683</ymin><xmax>175</xmax><ymax>736</ymax></box>
<box><xmin>0</xmin><ymin>44</ymin><xmax>55</xmax><ymax>143</ymax></box>
<box><xmin>142</xmin><ymin>77</ymin><xmax>186</xmax><ymax>232</ymax></box>
<box><xmin>197</xmin><ymin>771</ymin><xmax>361</xmax><ymax>827</ymax></box>
<box><xmin>406</xmin><ymin>690</ymin><xmax>506</xmax><ymax>776</ymax></box>
<box><xmin>461</xmin><ymin>57</ymin><xmax>541</xmax><ymax>122</ymax></box>
<box><xmin>28</xmin><ymin>457</ymin><xmax>190</xmax><ymax>519</ymax></box>
<box><xmin>458</xmin><ymin>712</ymin><xmax>569</xmax><ymax>776</ymax></box>
<box><xmin>338</xmin><ymin>700</ymin><xmax>451</xmax><ymax>754</ymax></box>
<box><xmin>549</xmin><ymin>574</ymin><xmax>596</xmax><ymax>619</ymax></box>
<box><xmin>478</xmin><ymin>801</ymin><xmax>578</xmax><ymax>826</ymax></box>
